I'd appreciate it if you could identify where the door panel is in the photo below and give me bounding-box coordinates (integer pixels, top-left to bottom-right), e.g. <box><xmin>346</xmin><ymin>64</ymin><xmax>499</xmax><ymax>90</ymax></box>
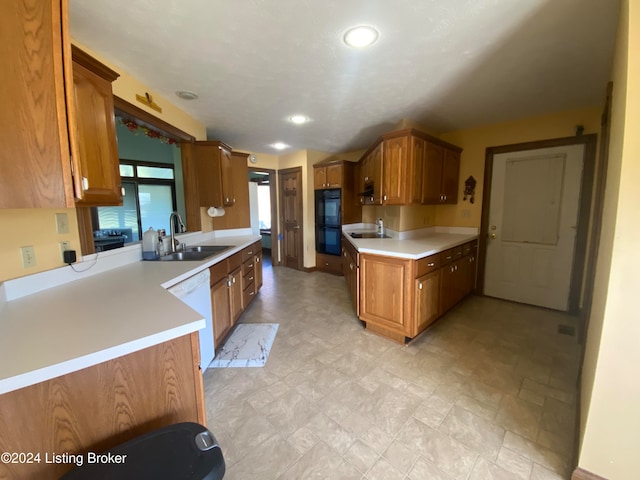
<box><xmin>484</xmin><ymin>145</ymin><xmax>584</xmax><ymax>311</ymax></box>
<box><xmin>279</xmin><ymin>167</ymin><xmax>303</xmax><ymax>270</ymax></box>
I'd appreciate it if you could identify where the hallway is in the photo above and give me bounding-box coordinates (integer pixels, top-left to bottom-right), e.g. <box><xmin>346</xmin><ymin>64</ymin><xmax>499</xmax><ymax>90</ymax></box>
<box><xmin>203</xmin><ymin>260</ymin><xmax>580</xmax><ymax>479</ymax></box>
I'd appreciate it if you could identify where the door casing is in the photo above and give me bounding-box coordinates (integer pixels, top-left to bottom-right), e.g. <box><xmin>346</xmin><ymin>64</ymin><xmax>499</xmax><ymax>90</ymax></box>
<box><xmin>479</xmin><ymin>134</ymin><xmax>598</xmax><ymax>315</ymax></box>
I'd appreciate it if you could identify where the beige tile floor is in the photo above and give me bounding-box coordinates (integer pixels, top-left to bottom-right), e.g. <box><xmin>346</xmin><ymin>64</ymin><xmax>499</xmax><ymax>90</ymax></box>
<box><xmin>203</xmin><ymin>256</ymin><xmax>581</xmax><ymax>480</ymax></box>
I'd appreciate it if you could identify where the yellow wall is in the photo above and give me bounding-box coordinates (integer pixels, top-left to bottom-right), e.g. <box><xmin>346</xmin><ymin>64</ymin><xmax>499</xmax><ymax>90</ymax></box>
<box><xmin>438</xmin><ymin>106</ymin><xmax>601</xmax><ymax>227</ymax></box>
<box><xmin>0</xmin><ymin>41</ymin><xmax>208</xmax><ymax>283</ymax></box>
<box><xmin>578</xmin><ymin>1</ymin><xmax>640</xmax><ymax>477</ymax></box>
<box><xmin>0</xmin><ymin>209</ymin><xmax>80</xmax><ymax>281</ymax></box>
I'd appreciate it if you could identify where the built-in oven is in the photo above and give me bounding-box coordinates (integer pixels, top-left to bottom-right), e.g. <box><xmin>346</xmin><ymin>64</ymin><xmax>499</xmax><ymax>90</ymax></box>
<box><xmin>316</xmin><ymin>226</ymin><xmax>341</xmax><ymax>256</ymax></box>
<box><xmin>315</xmin><ymin>189</ymin><xmax>341</xmax><ymax>227</ymax></box>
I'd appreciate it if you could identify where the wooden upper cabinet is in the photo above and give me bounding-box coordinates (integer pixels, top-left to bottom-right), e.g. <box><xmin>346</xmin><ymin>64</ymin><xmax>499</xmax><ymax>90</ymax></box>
<box><xmin>421</xmin><ymin>142</ymin><xmax>444</xmax><ymax>204</ymax></box>
<box><xmin>441</xmin><ymin>149</ymin><xmax>460</xmax><ymax>204</ymax></box>
<box><xmin>68</xmin><ymin>47</ymin><xmax>121</xmax><ymax>206</ymax></box>
<box><xmin>422</xmin><ymin>142</ymin><xmax>460</xmax><ymax>205</ymax></box>
<box><xmin>1</xmin><ymin>0</ymin><xmax>75</xmax><ymax>208</ymax></box>
<box><xmin>219</xmin><ymin>146</ymin><xmax>235</xmax><ymax>206</ymax></box>
<box><xmin>382</xmin><ymin>135</ymin><xmax>409</xmax><ymax>205</ymax></box>
<box><xmin>409</xmin><ymin>136</ymin><xmax>425</xmax><ymax>204</ymax></box>
<box><xmin>192</xmin><ymin>141</ymin><xmax>233</xmax><ymax>208</ymax></box>
<box><xmin>314</xmin><ymin>163</ymin><xmax>344</xmax><ymax>189</ymax></box>
<box><xmin>210</xmin><ymin>151</ymin><xmax>250</xmax><ymax>230</ymax></box>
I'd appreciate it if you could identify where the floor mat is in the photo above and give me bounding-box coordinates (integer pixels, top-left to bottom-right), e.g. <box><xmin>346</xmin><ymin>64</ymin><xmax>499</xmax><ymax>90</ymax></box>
<box><xmin>210</xmin><ymin>323</ymin><xmax>279</xmax><ymax>368</ymax></box>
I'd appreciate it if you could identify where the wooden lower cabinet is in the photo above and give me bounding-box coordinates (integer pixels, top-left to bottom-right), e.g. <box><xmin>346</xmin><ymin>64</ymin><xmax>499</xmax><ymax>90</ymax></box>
<box><xmin>211</xmin><ymin>241</ymin><xmax>263</xmax><ymax>348</ymax></box>
<box><xmin>0</xmin><ymin>333</ymin><xmax>204</xmax><ymax>480</ymax></box>
<box><xmin>414</xmin><ymin>269</ymin><xmax>441</xmax><ymax>336</ymax></box>
<box><xmin>355</xmin><ymin>240</ymin><xmax>478</xmax><ymax>343</ymax></box>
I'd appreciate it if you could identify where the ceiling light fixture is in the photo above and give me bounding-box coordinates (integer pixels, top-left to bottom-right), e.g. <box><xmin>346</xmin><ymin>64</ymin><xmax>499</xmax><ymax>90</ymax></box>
<box><xmin>289</xmin><ymin>114</ymin><xmax>309</xmax><ymax>125</ymax></box>
<box><xmin>343</xmin><ymin>25</ymin><xmax>379</xmax><ymax>48</ymax></box>
<box><xmin>175</xmin><ymin>91</ymin><xmax>198</xmax><ymax>100</ymax></box>
<box><xmin>271</xmin><ymin>142</ymin><xmax>289</xmax><ymax>150</ymax></box>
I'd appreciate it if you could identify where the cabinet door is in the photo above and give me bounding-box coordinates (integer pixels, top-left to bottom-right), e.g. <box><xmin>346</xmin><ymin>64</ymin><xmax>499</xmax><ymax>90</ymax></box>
<box><xmin>369</xmin><ymin>142</ymin><xmax>383</xmax><ymax>204</ymax></box>
<box><xmin>70</xmin><ymin>61</ymin><xmax>121</xmax><ymax>206</ymax></box>
<box><xmin>1</xmin><ymin>0</ymin><xmax>74</xmax><ymax>208</ymax></box>
<box><xmin>360</xmin><ymin>254</ymin><xmax>411</xmax><ymax>332</ymax></box>
<box><xmin>229</xmin><ymin>266</ymin><xmax>244</xmax><ymax>323</ymax></box>
<box><xmin>414</xmin><ymin>269</ymin><xmax>441</xmax><ymax>336</ymax></box>
<box><xmin>213</xmin><ymin>151</ymin><xmax>250</xmax><ymax>229</ymax></box>
<box><xmin>347</xmin><ymin>253</ymin><xmax>360</xmax><ymax>316</ymax></box>
<box><xmin>220</xmin><ymin>146</ymin><xmax>235</xmax><ymax>206</ymax></box>
<box><xmin>194</xmin><ymin>143</ymin><xmax>223</xmax><ymax>207</ymax></box>
<box><xmin>439</xmin><ymin>262</ymin><xmax>456</xmax><ymax>316</ymax></box>
<box><xmin>409</xmin><ymin>136</ymin><xmax>425</xmax><ymax>204</ymax></box>
<box><xmin>254</xmin><ymin>250</ymin><xmax>263</xmax><ymax>293</ymax></box>
<box><xmin>314</xmin><ymin>166</ymin><xmax>327</xmax><ymax>189</ymax></box>
<box><xmin>421</xmin><ymin>142</ymin><xmax>444</xmax><ymax>204</ymax></box>
<box><xmin>211</xmin><ymin>276</ymin><xmax>231</xmax><ymax>348</ymax></box>
<box><xmin>382</xmin><ymin>136</ymin><xmax>409</xmax><ymax>204</ymax></box>
<box><xmin>441</xmin><ymin>149</ymin><xmax>460</xmax><ymax>204</ymax></box>
<box><xmin>326</xmin><ymin>163</ymin><xmax>343</xmax><ymax>188</ymax></box>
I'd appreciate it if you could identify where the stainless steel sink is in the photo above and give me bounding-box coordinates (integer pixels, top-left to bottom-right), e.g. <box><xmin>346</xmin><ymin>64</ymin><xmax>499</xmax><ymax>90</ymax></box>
<box><xmin>156</xmin><ymin>245</ymin><xmax>233</xmax><ymax>261</ymax></box>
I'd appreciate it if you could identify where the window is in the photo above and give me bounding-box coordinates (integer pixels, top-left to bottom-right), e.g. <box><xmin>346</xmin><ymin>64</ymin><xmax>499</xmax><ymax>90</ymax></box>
<box><xmin>94</xmin><ymin>161</ymin><xmax>177</xmax><ymax>242</ymax></box>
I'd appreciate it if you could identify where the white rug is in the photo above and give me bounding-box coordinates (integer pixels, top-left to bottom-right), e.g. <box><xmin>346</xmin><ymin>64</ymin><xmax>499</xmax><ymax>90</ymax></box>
<box><xmin>210</xmin><ymin>323</ymin><xmax>279</xmax><ymax>368</ymax></box>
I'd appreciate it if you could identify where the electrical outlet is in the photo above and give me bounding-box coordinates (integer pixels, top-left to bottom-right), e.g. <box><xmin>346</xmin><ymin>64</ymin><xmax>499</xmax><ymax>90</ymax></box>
<box><xmin>55</xmin><ymin>213</ymin><xmax>69</xmax><ymax>234</ymax></box>
<box><xmin>59</xmin><ymin>241</ymin><xmax>71</xmax><ymax>261</ymax></box>
<box><xmin>461</xmin><ymin>209</ymin><xmax>471</xmax><ymax>218</ymax></box>
<box><xmin>21</xmin><ymin>246</ymin><xmax>36</xmax><ymax>268</ymax></box>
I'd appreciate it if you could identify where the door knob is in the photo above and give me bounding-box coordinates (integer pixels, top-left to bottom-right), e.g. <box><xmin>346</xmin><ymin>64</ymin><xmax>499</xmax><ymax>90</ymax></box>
<box><xmin>489</xmin><ymin>233</ymin><xmax>496</xmax><ymax>239</ymax></box>
<box><xmin>292</xmin><ymin>225</ymin><xmax>300</xmax><ymax>229</ymax></box>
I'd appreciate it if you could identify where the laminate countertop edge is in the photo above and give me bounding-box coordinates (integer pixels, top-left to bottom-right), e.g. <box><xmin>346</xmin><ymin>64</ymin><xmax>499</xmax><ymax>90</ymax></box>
<box><xmin>342</xmin><ymin>230</ymin><xmax>478</xmax><ymax>259</ymax></box>
<box><xmin>0</xmin><ymin>235</ymin><xmax>261</xmax><ymax>395</ymax></box>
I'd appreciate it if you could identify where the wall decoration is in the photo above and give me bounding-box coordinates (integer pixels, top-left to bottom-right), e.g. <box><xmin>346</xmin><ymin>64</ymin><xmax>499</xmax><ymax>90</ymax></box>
<box><xmin>135</xmin><ymin>92</ymin><xmax>162</xmax><ymax>113</ymax></box>
<box><xmin>116</xmin><ymin>116</ymin><xmax>177</xmax><ymax>145</ymax></box>
<box><xmin>463</xmin><ymin>175</ymin><xmax>477</xmax><ymax>204</ymax></box>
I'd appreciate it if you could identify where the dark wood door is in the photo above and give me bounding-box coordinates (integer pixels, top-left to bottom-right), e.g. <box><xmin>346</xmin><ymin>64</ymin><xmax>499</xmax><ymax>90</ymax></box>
<box><xmin>279</xmin><ymin>167</ymin><xmax>303</xmax><ymax>270</ymax></box>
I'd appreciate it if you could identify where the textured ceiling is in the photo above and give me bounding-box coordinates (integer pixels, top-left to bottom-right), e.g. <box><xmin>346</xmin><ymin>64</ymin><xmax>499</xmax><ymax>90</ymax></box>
<box><xmin>69</xmin><ymin>0</ymin><xmax>619</xmax><ymax>154</ymax></box>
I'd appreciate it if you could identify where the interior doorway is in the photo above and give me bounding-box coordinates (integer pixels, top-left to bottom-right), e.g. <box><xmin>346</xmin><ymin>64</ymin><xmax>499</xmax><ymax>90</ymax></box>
<box><xmin>278</xmin><ymin>167</ymin><xmax>303</xmax><ymax>270</ymax></box>
<box><xmin>479</xmin><ymin>135</ymin><xmax>597</xmax><ymax>314</ymax></box>
<box><xmin>248</xmin><ymin>167</ymin><xmax>279</xmax><ymax>266</ymax></box>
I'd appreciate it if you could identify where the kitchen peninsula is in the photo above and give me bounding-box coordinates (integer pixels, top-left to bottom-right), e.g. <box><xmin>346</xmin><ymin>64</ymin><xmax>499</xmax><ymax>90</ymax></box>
<box><xmin>0</xmin><ymin>234</ymin><xmax>259</xmax><ymax>479</ymax></box>
<box><xmin>342</xmin><ymin>226</ymin><xmax>478</xmax><ymax>343</ymax></box>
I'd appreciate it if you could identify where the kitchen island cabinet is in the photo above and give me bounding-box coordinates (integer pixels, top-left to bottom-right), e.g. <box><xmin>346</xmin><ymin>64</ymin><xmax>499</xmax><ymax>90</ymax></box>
<box><xmin>345</xmin><ymin>232</ymin><xmax>478</xmax><ymax>343</ymax></box>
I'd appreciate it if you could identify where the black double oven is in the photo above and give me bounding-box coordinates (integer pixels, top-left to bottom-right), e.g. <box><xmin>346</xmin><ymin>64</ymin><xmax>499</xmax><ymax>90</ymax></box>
<box><xmin>315</xmin><ymin>189</ymin><xmax>341</xmax><ymax>256</ymax></box>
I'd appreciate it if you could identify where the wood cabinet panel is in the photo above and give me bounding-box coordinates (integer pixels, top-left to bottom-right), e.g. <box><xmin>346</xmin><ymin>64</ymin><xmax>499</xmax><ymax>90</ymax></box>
<box><xmin>0</xmin><ymin>0</ymin><xmax>74</xmax><ymax>208</ymax></box>
<box><xmin>422</xmin><ymin>142</ymin><xmax>444</xmax><ymax>204</ymax></box>
<box><xmin>211</xmin><ymin>151</ymin><xmax>250</xmax><ymax>230</ymax></box>
<box><xmin>219</xmin><ymin>146</ymin><xmax>234</xmax><ymax>206</ymax></box>
<box><xmin>360</xmin><ymin>254</ymin><xmax>411</xmax><ymax>333</ymax></box>
<box><xmin>441</xmin><ymin>149</ymin><xmax>460</xmax><ymax>204</ymax></box>
<box><xmin>314</xmin><ymin>166</ymin><xmax>327</xmax><ymax>189</ymax></box>
<box><xmin>254</xmin><ymin>250</ymin><xmax>263</xmax><ymax>293</ymax></box>
<box><xmin>211</xmin><ymin>275</ymin><xmax>232</xmax><ymax>347</ymax></box>
<box><xmin>410</xmin><ymin>136</ymin><xmax>425</xmax><ymax>204</ymax></box>
<box><xmin>342</xmin><ymin>239</ymin><xmax>360</xmax><ymax>316</ymax></box>
<box><xmin>316</xmin><ymin>252</ymin><xmax>343</xmax><ymax>275</ymax></box>
<box><xmin>69</xmin><ymin>58</ymin><xmax>121</xmax><ymax>206</ymax></box>
<box><xmin>229</xmin><ymin>266</ymin><xmax>243</xmax><ymax>323</ymax></box>
<box><xmin>326</xmin><ymin>163</ymin><xmax>343</xmax><ymax>187</ymax></box>
<box><xmin>0</xmin><ymin>334</ymin><xmax>202</xmax><ymax>480</ymax></box>
<box><xmin>414</xmin><ymin>269</ymin><xmax>441</xmax><ymax>336</ymax></box>
<box><xmin>382</xmin><ymin>135</ymin><xmax>410</xmax><ymax>204</ymax></box>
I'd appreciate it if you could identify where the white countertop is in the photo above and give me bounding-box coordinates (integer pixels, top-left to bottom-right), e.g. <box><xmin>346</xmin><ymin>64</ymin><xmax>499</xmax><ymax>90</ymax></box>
<box><xmin>343</xmin><ymin>227</ymin><xmax>477</xmax><ymax>259</ymax></box>
<box><xmin>0</xmin><ymin>234</ymin><xmax>260</xmax><ymax>395</ymax></box>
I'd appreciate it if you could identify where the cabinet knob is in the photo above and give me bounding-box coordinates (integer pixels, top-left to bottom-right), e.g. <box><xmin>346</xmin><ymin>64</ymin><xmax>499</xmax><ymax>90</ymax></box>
<box><xmin>419</xmin><ymin>282</ymin><xmax>423</xmax><ymax>290</ymax></box>
<box><xmin>349</xmin><ymin>263</ymin><xmax>354</xmax><ymax>270</ymax></box>
<box><xmin>82</xmin><ymin>176</ymin><xmax>89</xmax><ymax>191</ymax></box>
<box><xmin>383</xmin><ymin>195</ymin><xmax>387</xmax><ymax>201</ymax></box>
<box><xmin>256</xmin><ymin>257</ymin><xmax>261</xmax><ymax>263</ymax></box>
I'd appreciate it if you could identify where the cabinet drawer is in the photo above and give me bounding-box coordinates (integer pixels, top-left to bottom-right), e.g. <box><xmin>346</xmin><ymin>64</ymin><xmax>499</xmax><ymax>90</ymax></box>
<box><xmin>440</xmin><ymin>248</ymin><xmax>455</xmax><ymax>265</ymax></box>
<box><xmin>209</xmin><ymin>261</ymin><xmax>228</xmax><ymax>286</ymax></box>
<box><xmin>227</xmin><ymin>251</ymin><xmax>242</xmax><ymax>271</ymax></box>
<box><xmin>416</xmin><ymin>254</ymin><xmax>440</xmax><ymax>277</ymax></box>
<box><xmin>463</xmin><ymin>240</ymin><xmax>478</xmax><ymax>256</ymax></box>
<box><xmin>241</xmin><ymin>242</ymin><xmax>260</xmax><ymax>263</ymax></box>
<box><xmin>243</xmin><ymin>281</ymin><xmax>256</xmax><ymax>306</ymax></box>
<box><xmin>242</xmin><ymin>258</ymin><xmax>255</xmax><ymax>277</ymax></box>
<box><xmin>243</xmin><ymin>270</ymin><xmax>256</xmax><ymax>289</ymax></box>
<box><xmin>316</xmin><ymin>252</ymin><xmax>343</xmax><ymax>275</ymax></box>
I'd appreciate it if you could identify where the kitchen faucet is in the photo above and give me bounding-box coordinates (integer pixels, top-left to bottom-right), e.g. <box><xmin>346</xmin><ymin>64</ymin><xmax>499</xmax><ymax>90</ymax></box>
<box><xmin>169</xmin><ymin>212</ymin><xmax>186</xmax><ymax>253</ymax></box>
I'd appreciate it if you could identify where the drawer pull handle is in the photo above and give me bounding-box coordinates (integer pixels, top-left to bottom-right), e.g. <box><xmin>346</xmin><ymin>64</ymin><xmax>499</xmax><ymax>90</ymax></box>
<box><xmin>249</xmin><ymin>291</ymin><xmax>255</xmax><ymax>296</ymax></box>
<box><xmin>446</xmin><ymin>255</ymin><xmax>452</xmax><ymax>260</ymax></box>
<box><xmin>247</xmin><ymin>251</ymin><xmax>253</xmax><ymax>255</ymax></box>
<box><xmin>249</xmin><ymin>276</ymin><xmax>254</xmax><ymax>281</ymax></box>
<box><xmin>248</xmin><ymin>263</ymin><xmax>254</xmax><ymax>268</ymax></box>
<box><xmin>427</xmin><ymin>262</ymin><xmax>435</xmax><ymax>267</ymax></box>
<box><xmin>419</xmin><ymin>282</ymin><xmax>423</xmax><ymax>290</ymax></box>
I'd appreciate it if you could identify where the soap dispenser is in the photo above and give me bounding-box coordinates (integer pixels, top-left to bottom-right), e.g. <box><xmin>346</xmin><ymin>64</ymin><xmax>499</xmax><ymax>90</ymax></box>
<box><xmin>376</xmin><ymin>218</ymin><xmax>384</xmax><ymax>237</ymax></box>
<box><xmin>142</xmin><ymin>227</ymin><xmax>159</xmax><ymax>260</ymax></box>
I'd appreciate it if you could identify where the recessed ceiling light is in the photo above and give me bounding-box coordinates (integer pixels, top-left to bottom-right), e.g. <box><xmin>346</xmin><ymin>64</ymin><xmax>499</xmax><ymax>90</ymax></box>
<box><xmin>343</xmin><ymin>25</ymin><xmax>379</xmax><ymax>48</ymax></box>
<box><xmin>175</xmin><ymin>91</ymin><xmax>198</xmax><ymax>100</ymax></box>
<box><xmin>271</xmin><ymin>142</ymin><xmax>289</xmax><ymax>150</ymax></box>
<box><xmin>289</xmin><ymin>114</ymin><xmax>309</xmax><ymax>125</ymax></box>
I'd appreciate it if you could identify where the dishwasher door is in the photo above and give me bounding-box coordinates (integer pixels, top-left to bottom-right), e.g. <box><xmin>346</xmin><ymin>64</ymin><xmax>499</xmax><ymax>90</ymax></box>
<box><xmin>168</xmin><ymin>269</ymin><xmax>215</xmax><ymax>371</ymax></box>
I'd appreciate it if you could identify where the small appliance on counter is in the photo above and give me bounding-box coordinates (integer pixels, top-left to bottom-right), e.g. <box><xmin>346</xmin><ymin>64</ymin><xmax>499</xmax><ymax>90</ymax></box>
<box><xmin>142</xmin><ymin>227</ymin><xmax>159</xmax><ymax>260</ymax></box>
<box><xmin>93</xmin><ymin>228</ymin><xmax>133</xmax><ymax>252</ymax></box>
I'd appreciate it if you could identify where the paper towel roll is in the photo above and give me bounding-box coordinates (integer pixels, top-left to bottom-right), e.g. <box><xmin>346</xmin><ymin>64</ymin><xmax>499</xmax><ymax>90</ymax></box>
<box><xmin>207</xmin><ymin>207</ymin><xmax>226</xmax><ymax>217</ymax></box>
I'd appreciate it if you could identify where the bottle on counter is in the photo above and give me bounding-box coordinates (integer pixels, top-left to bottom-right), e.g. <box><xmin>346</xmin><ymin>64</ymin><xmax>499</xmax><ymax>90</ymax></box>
<box><xmin>142</xmin><ymin>227</ymin><xmax>159</xmax><ymax>260</ymax></box>
<box><xmin>376</xmin><ymin>218</ymin><xmax>384</xmax><ymax>237</ymax></box>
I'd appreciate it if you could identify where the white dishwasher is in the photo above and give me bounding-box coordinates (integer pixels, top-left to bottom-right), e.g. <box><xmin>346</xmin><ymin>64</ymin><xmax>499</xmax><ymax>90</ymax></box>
<box><xmin>168</xmin><ymin>269</ymin><xmax>215</xmax><ymax>371</ymax></box>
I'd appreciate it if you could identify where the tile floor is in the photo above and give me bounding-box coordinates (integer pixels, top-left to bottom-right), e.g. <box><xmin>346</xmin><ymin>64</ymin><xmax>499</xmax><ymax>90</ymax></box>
<box><xmin>203</xmin><ymin>255</ymin><xmax>581</xmax><ymax>480</ymax></box>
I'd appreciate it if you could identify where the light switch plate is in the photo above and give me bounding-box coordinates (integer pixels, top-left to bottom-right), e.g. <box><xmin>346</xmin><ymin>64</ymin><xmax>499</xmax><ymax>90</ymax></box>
<box><xmin>21</xmin><ymin>246</ymin><xmax>36</xmax><ymax>268</ymax></box>
<box><xmin>55</xmin><ymin>213</ymin><xmax>69</xmax><ymax>234</ymax></box>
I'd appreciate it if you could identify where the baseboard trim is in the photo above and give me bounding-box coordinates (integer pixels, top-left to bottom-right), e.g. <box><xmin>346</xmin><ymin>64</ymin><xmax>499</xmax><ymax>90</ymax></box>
<box><xmin>572</xmin><ymin>467</ymin><xmax>607</xmax><ymax>480</ymax></box>
<box><xmin>303</xmin><ymin>267</ymin><xmax>317</xmax><ymax>273</ymax></box>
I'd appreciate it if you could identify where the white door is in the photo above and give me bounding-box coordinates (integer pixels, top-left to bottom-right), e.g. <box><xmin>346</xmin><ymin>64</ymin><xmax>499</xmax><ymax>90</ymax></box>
<box><xmin>484</xmin><ymin>145</ymin><xmax>583</xmax><ymax>311</ymax></box>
